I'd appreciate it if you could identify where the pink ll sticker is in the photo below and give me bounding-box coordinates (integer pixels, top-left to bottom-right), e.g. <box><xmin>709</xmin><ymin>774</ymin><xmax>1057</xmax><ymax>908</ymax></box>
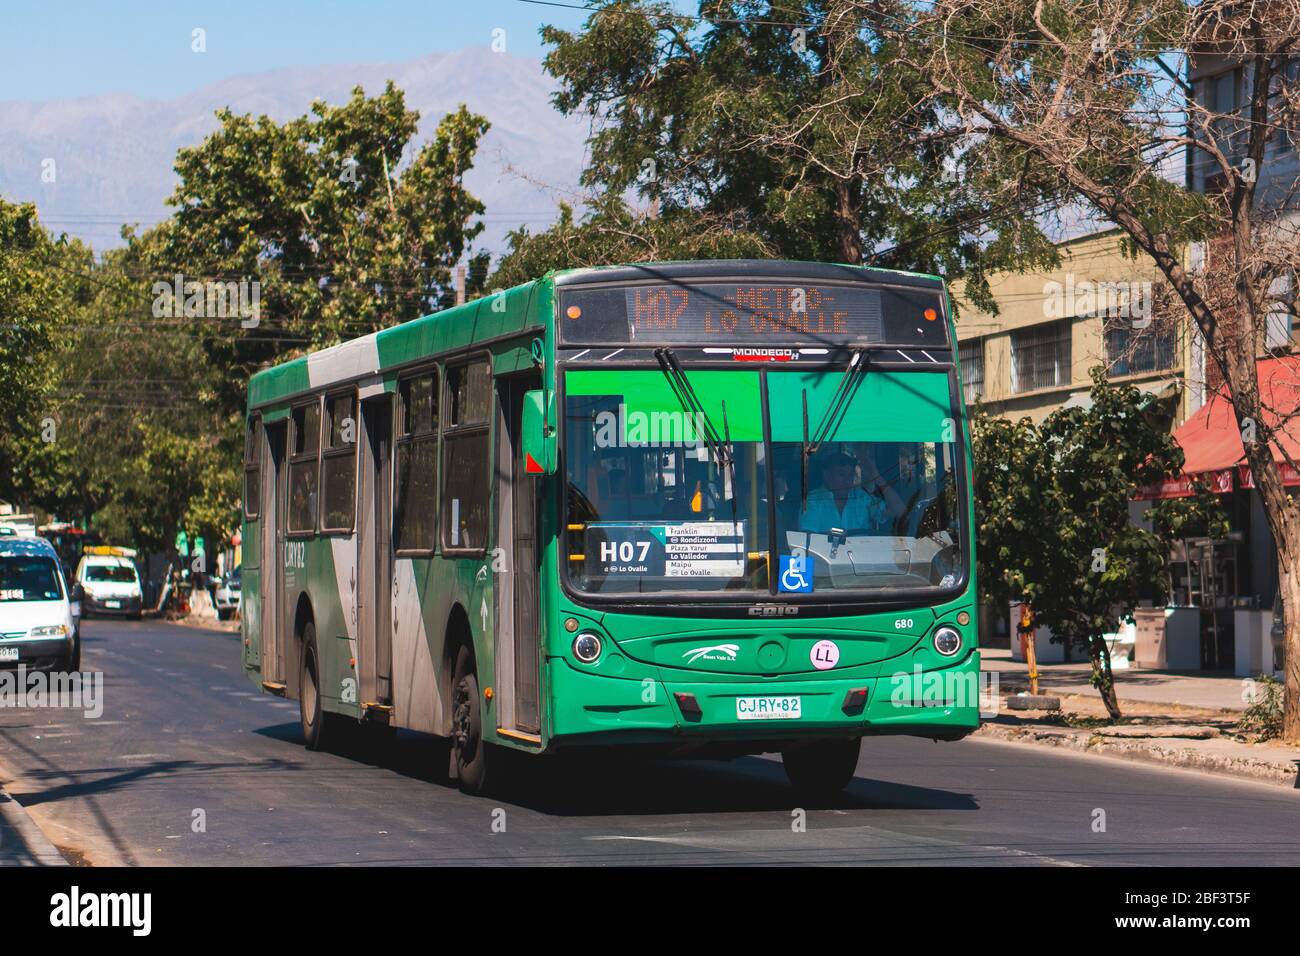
<box><xmin>810</xmin><ymin>639</ymin><xmax>840</xmax><ymax>671</ymax></box>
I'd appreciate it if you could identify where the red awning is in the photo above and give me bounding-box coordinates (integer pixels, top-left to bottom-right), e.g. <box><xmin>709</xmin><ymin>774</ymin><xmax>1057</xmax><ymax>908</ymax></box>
<box><xmin>1137</xmin><ymin>356</ymin><xmax>1300</xmax><ymax>499</ymax></box>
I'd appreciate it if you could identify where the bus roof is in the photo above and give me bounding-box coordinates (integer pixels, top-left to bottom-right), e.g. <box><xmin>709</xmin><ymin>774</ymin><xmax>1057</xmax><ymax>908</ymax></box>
<box><xmin>247</xmin><ymin>260</ymin><xmax>946</xmax><ymax>410</ymax></box>
<box><xmin>546</xmin><ymin>258</ymin><xmax>945</xmax><ymax>289</ymax></box>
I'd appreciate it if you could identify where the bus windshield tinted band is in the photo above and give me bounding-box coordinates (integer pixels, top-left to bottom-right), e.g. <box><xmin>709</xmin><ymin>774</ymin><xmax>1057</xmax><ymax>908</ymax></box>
<box><xmin>559</xmin><ymin>282</ymin><xmax>947</xmax><ymax>348</ymax></box>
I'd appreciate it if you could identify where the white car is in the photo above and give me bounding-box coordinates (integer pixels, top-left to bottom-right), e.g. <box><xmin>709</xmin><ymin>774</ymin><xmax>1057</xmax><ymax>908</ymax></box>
<box><xmin>214</xmin><ymin>567</ymin><xmax>242</xmax><ymax>620</ymax></box>
<box><xmin>0</xmin><ymin>537</ymin><xmax>81</xmax><ymax>671</ymax></box>
<box><xmin>75</xmin><ymin>552</ymin><xmax>144</xmax><ymax>619</ymax></box>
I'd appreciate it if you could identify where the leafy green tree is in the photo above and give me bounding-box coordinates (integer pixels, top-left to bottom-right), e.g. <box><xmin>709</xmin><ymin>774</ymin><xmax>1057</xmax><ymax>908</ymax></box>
<box><xmin>158</xmin><ymin>84</ymin><xmax>491</xmax><ymax>419</ymax></box>
<box><xmin>0</xmin><ymin>200</ymin><xmax>97</xmax><ymax>513</ymax></box>
<box><xmin>974</xmin><ymin>370</ymin><xmax>1187</xmax><ymax>718</ymax></box>
<box><xmin>4</xmin><ymin>85</ymin><xmax>492</xmax><ymax>557</ymax></box>
<box><xmin>490</xmin><ymin>196</ymin><xmax>774</xmax><ymax>288</ymax></box>
<box><xmin>537</xmin><ymin>0</ymin><xmax>1058</xmax><ymax>308</ymax></box>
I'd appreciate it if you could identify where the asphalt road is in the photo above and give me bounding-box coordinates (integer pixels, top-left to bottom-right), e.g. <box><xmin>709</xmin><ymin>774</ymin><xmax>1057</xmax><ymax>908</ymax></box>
<box><xmin>0</xmin><ymin>617</ymin><xmax>1298</xmax><ymax>866</ymax></box>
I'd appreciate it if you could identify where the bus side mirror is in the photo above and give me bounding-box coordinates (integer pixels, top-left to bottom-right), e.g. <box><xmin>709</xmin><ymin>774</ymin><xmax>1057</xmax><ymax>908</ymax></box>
<box><xmin>522</xmin><ymin>389</ymin><xmax>555</xmax><ymax>476</ymax></box>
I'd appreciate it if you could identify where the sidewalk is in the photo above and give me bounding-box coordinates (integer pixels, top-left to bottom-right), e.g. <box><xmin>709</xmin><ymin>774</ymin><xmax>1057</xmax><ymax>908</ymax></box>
<box><xmin>977</xmin><ymin>647</ymin><xmax>1300</xmax><ymax>789</ymax></box>
<box><xmin>981</xmin><ymin>646</ymin><xmax>1251</xmax><ymax>711</ymax></box>
<box><xmin>0</xmin><ymin>786</ymin><xmax>67</xmax><ymax>866</ymax></box>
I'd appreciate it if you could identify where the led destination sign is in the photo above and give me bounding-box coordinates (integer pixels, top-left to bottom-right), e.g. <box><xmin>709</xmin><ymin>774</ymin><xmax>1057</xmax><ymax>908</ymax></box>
<box><xmin>559</xmin><ymin>281</ymin><xmax>948</xmax><ymax>348</ymax></box>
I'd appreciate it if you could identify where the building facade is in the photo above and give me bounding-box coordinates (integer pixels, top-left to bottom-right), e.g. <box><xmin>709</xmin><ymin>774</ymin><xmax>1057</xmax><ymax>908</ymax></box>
<box><xmin>951</xmin><ymin>229</ymin><xmax>1198</xmax><ymax>427</ymax></box>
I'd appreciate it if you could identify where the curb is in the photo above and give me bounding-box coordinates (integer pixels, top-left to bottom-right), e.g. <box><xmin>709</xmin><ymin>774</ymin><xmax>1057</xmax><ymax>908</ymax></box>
<box><xmin>974</xmin><ymin>722</ymin><xmax>1300</xmax><ymax>789</ymax></box>
<box><xmin>0</xmin><ymin>786</ymin><xmax>68</xmax><ymax>866</ymax></box>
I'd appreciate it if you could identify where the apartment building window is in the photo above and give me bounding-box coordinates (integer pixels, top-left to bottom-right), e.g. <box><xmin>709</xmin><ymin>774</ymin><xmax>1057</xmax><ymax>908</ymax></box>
<box><xmin>1270</xmin><ymin>58</ymin><xmax>1299</xmax><ymax>154</ymax></box>
<box><xmin>959</xmin><ymin>338</ymin><xmax>984</xmax><ymax>403</ymax></box>
<box><xmin>1210</xmin><ymin>68</ymin><xmax>1242</xmax><ymax>160</ymax></box>
<box><xmin>1011</xmin><ymin>321</ymin><xmax>1071</xmax><ymax>393</ymax></box>
<box><xmin>1266</xmin><ymin>274</ymin><xmax>1295</xmax><ymax>350</ymax></box>
<box><xmin>1105</xmin><ymin>316</ymin><xmax>1176</xmax><ymax>376</ymax></box>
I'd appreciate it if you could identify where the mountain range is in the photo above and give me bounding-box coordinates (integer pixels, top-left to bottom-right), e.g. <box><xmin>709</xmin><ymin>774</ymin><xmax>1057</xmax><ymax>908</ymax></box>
<box><xmin>0</xmin><ymin>47</ymin><xmax>590</xmax><ymax>257</ymax></box>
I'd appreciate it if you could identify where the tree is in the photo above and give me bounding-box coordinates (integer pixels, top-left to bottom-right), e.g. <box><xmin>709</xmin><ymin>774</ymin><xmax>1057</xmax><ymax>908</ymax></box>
<box><xmin>872</xmin><ymin>0</ymin><xmax>1300</xmax><ymax>738</ymax></box>
<box><xmin>0</xmin><ymin>200</ymin><xmax>96</xmax><ymax>513</ymax></box>
<box><xmin>158</xmin><ymin>85</ymin><xmax>491</xmax><ymax>419</ymax></box>
<box><xmin>538</xmin><ymin>0</ymin><xmax>1058</xmax><ymax>309</ymax></box>
<box><xmin>0</xmin><ymin>218</ymin><xmax>240</xmax><ymax>545</ymax></box>
<box><xmin>490</xmin><ymin>196</ymin><xmax>774</xmax><ymax>288</ymax></box>
<box><xmin>974</xmin><ymin>370</ymin><xmax>1187</xmax><ymax>718</ymax></box>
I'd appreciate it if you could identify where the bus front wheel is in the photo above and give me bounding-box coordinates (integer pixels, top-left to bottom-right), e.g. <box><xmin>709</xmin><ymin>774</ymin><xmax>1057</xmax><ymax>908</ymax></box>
<box><xmin>781</xmin><ymin>738</ymin><xmax>861</xmax><ymax>797</ymax></box>
<box><xmin>450</xmin><ymin>646</ymin><xmax>490</xmax><ymax>795</ymax></box>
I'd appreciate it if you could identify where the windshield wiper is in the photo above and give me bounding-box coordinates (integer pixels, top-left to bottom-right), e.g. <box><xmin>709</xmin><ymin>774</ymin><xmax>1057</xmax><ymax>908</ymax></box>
<box><xmin>801</xmin><ymin>348</ymin><xmax>869</xmax><ymax>510</ymax></box>
<box><xmin>654</xmin><ymin>348</ymin><xmax>732</xmax><ymax>476</ymax></box>
<box><xmin>809</xmin><ymin>348</ymin><xmax>868</xmax><ymax>453</ymax></box>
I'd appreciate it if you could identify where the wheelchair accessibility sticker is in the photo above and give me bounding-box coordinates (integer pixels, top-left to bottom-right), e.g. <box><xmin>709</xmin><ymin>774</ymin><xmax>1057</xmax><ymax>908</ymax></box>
<box><xmin>779</xmin><ymin>555</ymin><xmax>813</xmax><ymax>593</ymax></box>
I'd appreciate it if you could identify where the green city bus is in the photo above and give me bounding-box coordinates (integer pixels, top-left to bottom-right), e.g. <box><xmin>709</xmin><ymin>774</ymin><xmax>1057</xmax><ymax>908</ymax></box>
<box><xmin>240</xmin><ymin>260</ymin><xmax>980</xmax><ymax>796</ymax></box>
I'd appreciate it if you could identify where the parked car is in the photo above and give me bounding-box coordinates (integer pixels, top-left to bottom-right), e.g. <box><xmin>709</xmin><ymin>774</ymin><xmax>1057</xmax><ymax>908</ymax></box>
<box><xmin>0</xmin><ymin>536</ymin><xmax>81</xmax><ymax>671</ymax></box>
<box><xmin>75</xmin><ymin>551</ymin><xmax>143</xmax><ymax>619</ymax></box>
<box><xmin>214</xmin><ymin>567</ymin><xmax>242</xmax><ymax>620</ymax></box>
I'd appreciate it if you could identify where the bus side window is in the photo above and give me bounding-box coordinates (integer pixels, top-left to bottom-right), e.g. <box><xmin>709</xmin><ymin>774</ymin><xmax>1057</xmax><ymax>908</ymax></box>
<box><xmin>395</xmin><ymin>371</ymin><xmax>439</xmax><ymax>552</ymax></box>
<box><xmin>244</xmin><ymin>415</ymin><xmax>261</xmax><ymax>520</ymax></box>
<box><xmin>441</xmin><ymin>359</ymin><xmax>491</xmax><ymax>552</ymax></box>
<box><xmin>288</xmin><ymin>399</ymin><xmax>321</xmax><ymax>534</ymax></box>
<box><xmin>321</xmin><ymin>393</ymin><xmax>357</xmax><ymax>532</ymax></box>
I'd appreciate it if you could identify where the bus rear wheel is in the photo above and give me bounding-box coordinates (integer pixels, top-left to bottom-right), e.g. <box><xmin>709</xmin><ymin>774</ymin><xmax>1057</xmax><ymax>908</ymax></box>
<box><xmin>450</xmin><ymin>646</ymin><xmax>490</xmax><ymax>795</ymax></box>
<box><xmin>781</xmin><ymin>738</ymin><xmax>861</xmax><ymax>797</ymax></box>
<box><xmin>300</xmin><ymin>623</ymin><xmax>336</xmax><ymax>752</ymax></box>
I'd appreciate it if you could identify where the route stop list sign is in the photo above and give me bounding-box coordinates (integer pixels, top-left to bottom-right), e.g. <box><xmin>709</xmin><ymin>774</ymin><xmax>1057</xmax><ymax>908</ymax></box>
<box><xmin>586</xmin><ymin>521</ymin><xmax>746</xmax><ymax>580</ymax></box>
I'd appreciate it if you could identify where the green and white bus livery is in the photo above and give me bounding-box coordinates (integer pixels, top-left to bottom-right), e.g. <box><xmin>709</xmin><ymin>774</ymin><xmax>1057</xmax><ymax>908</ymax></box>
<box><xmin>240</xmin><ymin>260</ymin><xmax>980</xmax><ymax>796</ymax></box>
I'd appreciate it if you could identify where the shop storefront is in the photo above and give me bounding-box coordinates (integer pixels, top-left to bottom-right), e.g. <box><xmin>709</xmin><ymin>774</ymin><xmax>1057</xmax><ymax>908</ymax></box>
<box><xmin>1133</xmin><ymin>356</ymin><xmax>1298</xmax><ymax>676</ymax></box>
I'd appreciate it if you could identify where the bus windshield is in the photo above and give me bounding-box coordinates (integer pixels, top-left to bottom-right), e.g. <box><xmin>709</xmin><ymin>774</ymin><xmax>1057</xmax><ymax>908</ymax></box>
<box><xmin>563</xmin><ymin>365</ymin><xmax>964</xmax><ymax>597</ymax></box>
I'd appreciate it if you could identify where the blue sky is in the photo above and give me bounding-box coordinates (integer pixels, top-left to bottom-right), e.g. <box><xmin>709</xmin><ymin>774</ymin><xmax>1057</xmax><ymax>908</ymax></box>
<box><xmin>1</xmin><ymin>0</ymin><xmax>608</xmax><ymax>101</ymax></box>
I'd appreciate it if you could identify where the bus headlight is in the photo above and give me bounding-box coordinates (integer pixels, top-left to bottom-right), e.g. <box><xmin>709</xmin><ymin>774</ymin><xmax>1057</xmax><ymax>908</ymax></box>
<box><xmin>932</xmin><ymin>626</ymin><xmax>962</xmax><ymax>657</ymax></box>
<box><xmin>573</xmin><ymin>632</ymin><xmax>603</xmax><ymax>664</ymax></box>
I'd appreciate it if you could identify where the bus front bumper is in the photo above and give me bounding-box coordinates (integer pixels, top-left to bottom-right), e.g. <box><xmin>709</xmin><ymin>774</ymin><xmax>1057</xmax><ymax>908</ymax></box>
<box><xmin>543</xmin><ymin>650</ymin><xmax>983</xmax><ymax>750</ymax></box>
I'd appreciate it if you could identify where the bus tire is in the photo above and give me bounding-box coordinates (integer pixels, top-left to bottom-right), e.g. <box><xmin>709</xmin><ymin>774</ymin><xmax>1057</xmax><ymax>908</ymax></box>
<box><xmin>299</xmin><ymin>622</ymin><xmax>336</xmax><ymax>752</ymax></box>
<box><xmin>781</xmin><ymin>737</ymin><xmax>861</xmax><ymax>797</ymax></box>
<box><xmin>450</xmin><ymin>645</ymin><xmax>490</xmax><ymax>795</ymax></box>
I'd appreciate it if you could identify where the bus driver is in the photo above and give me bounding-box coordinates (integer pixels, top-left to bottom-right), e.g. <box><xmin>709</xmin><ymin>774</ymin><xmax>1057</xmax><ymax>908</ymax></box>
<box><xmin>800</xmin><ymin>450</ymin><xmax>905</xmax><ymax>536</ymax></box>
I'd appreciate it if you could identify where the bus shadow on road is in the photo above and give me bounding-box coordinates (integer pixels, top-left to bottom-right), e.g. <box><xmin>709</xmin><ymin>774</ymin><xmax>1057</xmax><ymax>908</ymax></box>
<box><xmin>252</xmin><ymin>721</ymin><xmax>978</xmax><ymax>815</ymax></box>
<box><xmin>493</xmin><ymin>754</ymin><xmax>980</xmax><ymax>816</ymax></box>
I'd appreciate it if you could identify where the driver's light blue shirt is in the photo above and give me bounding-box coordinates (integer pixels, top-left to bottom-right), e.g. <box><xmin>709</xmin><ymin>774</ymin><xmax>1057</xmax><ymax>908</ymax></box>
<box><xmin>800</xmin><ymin>487</ymin><xmax>888</xmax><ymax>534</ymax></box>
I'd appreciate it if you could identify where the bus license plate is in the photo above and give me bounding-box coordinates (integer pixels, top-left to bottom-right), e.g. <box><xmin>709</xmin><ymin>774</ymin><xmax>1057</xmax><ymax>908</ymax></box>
<box><xmin>0</xmin><ymin>647</ymin><xmax>18</xmax><ymax>662</ymax></box>
<box><xmin>736</xmin><ymin>696</ymin><xmax>801</xmax><ymax>720</ymax></box>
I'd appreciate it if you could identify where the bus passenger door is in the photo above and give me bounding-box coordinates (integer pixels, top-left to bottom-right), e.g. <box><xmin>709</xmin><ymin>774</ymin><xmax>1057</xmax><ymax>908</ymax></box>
<box><xmin>357</xmin><ymin>395</ymin><xmax>394</xmax><ymax>707</ymax></box>
<box><xmin>260</xmin><ymin>421</ymin><xmax>288</xmax><ymax>687</ymax></box>
<box><xmin>496</xmin><ymin>373</ymin><xmax>542</xmax><ymax>735</ymax></box>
